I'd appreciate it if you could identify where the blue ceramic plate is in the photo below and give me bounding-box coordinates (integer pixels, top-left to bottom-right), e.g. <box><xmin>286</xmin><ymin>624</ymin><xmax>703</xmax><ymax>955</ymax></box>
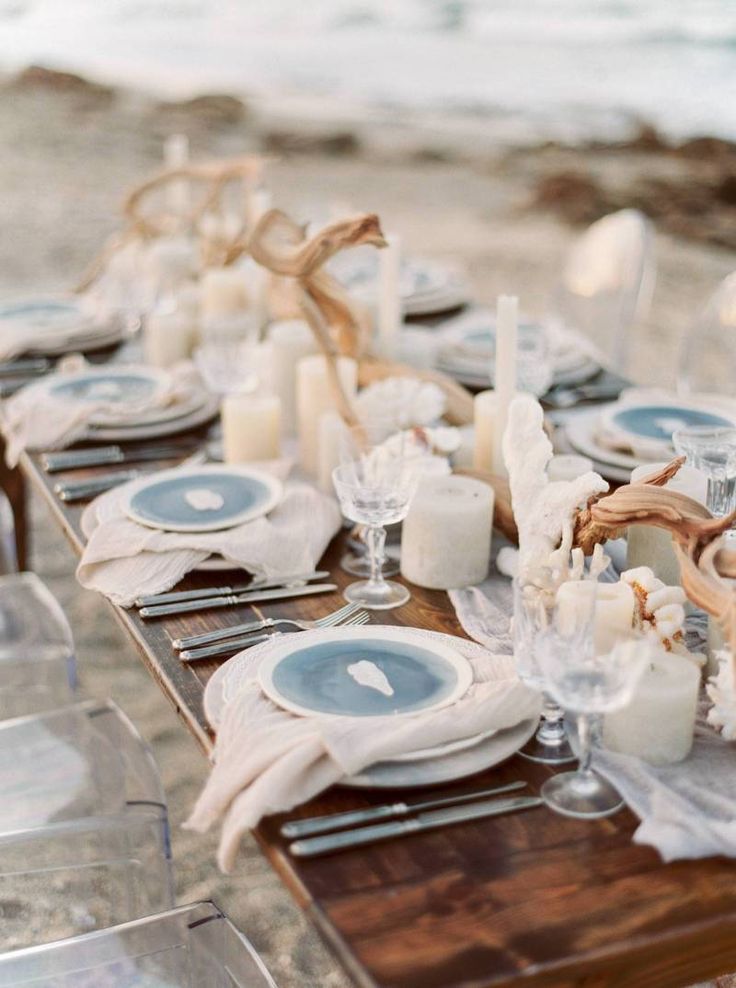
<box><xmin>608</xmin><ymin>403</ymin><xmax>735</xmax><ymax>445</ymax></box>
<box><xmin>0</xmin><ymin>295</ymin><xmax>89</xmax><ymax>332</ymax></box>
<box><xmin>122</xmin><ymin>465</ymin><xmax>283</xmax><ymax>533</ymax></box>
<box><xmin>258</xmin><ymin>627</ymin><xmax>473</xmax><ymax>719</ymax></box>
<box><xmin>48</xmin><ymin>367</ymin><xmax>167</xmax><ymax>406</ymax></box>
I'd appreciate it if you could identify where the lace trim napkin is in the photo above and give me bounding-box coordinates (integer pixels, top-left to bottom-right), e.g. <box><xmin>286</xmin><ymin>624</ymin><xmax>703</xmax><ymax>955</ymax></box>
<box><xmin>77</xmin><ymin>465</ymin><xmax>342</xmax><ymax>607</ymax></box>
<box><xmin>449</xmin><ymin>563</ymin><xmax>733</xmax><ymax>862</ymax></box>
<box><xmin>1</xmin><ymin>356</ymin><xmax>199</xmax><ymax>467</ymax></box>
<box><xmin>186</xmin><ymin>626</ymin><xmax>541</xmax><ymax>872</ymax></box>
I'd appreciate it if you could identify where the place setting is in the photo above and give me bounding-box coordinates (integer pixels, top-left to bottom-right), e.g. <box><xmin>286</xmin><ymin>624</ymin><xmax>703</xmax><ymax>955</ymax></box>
<box><xmin>0</xmin><ymin>293</ymin><xmax>127</xmax><ymax>363</ymax></box>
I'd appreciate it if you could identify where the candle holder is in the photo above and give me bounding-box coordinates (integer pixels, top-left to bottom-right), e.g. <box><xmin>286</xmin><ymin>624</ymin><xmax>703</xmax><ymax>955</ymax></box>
<box><xmin>673</xmin><ymin>425</ymin><xmax>736</xmax><ymax>518</ymax></box>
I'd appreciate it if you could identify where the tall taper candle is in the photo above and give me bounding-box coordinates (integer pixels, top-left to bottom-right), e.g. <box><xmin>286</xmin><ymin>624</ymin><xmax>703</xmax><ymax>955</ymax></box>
<box><xmin>296</xmin><ymin>355</ymin><xmax>358</xmax><ymax>475</ymax></box>
<box><xmin>378</xmin><ymin>233</ymin><xmax>401</xmax><ymax>360</ymax></box>
<box><xmin>493</xmin><ymin>295</ymin><xmax>518</xmax><ymax>476</ymax></box>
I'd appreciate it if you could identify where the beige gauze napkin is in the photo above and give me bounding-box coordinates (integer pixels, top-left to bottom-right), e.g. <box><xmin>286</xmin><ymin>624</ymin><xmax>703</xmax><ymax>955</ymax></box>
<box><xmin>77</xmin><ymin>465</ymin><xmax>342</xmax><ymax>607</ymax></box>
<box><xmin>1</xmin><ymin>356</ymin><xmax>199</xmax><ymax>467</ymax></box>
<box><xmin>185</xmin><ymin>626</ymin><xmax>542</xmax><ymax>872</ymax></box>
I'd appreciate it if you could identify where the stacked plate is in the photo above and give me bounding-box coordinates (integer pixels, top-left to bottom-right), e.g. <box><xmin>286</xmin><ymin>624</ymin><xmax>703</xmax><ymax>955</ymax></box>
<box><xmin>205</xmin><ymin>627</ymin><xmax>536</xmax><ymax>789</ymax></box>
<box><xmin>433</xmin><ymin>310</ymin><xmax>599</xmax><ymax>391</ymax></box>
<box><xmin>38</xmin><ymin>365</ymin><xmax>219</xmax><ymax>441</ymax></box>
<box><xmin>0</xmin><ymin>294</ymin><xmax>125</xmax><ymax>359</ymax></box>
<box><xmin>330</xmin><ymin>249</ymin><xmax>469</xmax><ymax>317</ymax></box>
<box><xmin>564</xmin><ymin>393</ymin><xmax>736</xmax><ymax>483</ymax></box>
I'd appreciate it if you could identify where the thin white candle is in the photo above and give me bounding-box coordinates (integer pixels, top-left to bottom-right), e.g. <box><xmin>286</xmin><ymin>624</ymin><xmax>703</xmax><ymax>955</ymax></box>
<box><xmin>493</xmin><ymin>295</ymin><xmax>518</xmax><ymax>476</ymax></box>
<box><xmin>267</xmin><ymin>320</ymin><xmax>318</xmax><ymax>435</ymax></box>
<box><xmin>603</xmin><ymin>648</ymin><xmax>700</xmax><ymax>765</ymax></box>
<box><xmin>222</xmin><ymin>392</ymin><xmax>281</xmax><ymax>463</ymax></box>
<box><xmin>296</xmin><ymin>355</ymin><xmax>358</xmax><ymax>475</ymax></box>
<box><xmin>400</xmin><ymin>475</ymin><xmax>494</xmax><ymax>589</ymax></box>
<box><xmin>378</xmin><ymin>234</ymin><xmax>402</xmax><ymax>360</ymax></box>
<box><xmin>473</xmin><ymin>390</ymin><xmax>498</xmax><ymax>472</ymax></box>
<box><xmin>627</xmin><ymin>462</ymin><xmax>707</xmax><ymax>587</ymax></box>
<box><xmin>164</xmin><ymin>133</ymin><xmax>189</xmax><ymax>215</ymax></box>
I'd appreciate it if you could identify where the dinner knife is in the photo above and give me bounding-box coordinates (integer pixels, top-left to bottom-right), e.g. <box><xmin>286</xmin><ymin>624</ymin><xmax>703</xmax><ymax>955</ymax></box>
<box><xmin>139</xmin><ymin>583</ymin><xmax>338</xmax><ymax>619</ymax></box>
<box><xmin>136</xmin><ymin>570</ymin><xmax>330</xmax><ymax>609</ymax></box>
<box><xmin>0</xmin><ymin>357</ymin><xmax>50</xmax><ymax>377</ymax></box>
<box><xmin>289</xmin><ymin>795</ymin><xmax>543</xmax><ymax>858</ymax></box>
<box><xmin>281</xmin><ymin>780</ymin><xmax>527</xmax><ymax>839</ymax></box>
<box><xmin>179</xmin><ymin>632</ymin><xmax>275</xmax><ymax>662</ymax></box>
<box><xmin>43</xmin><ymin>445</ymin><xmax>195</xmax><ymax>472</ymax></box>
<box><xmin>55</xmin><ymin>469</ymin><xmax>142</xmax><ymax>501</ymax></box>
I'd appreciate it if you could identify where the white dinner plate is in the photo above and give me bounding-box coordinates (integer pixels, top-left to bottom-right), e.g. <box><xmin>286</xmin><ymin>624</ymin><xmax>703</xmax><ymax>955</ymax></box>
<box><xmin>47</xmin><ymin>365</ymin><xmax>169</xmax><ymax>415</ymax></box>
<box><xmin>89</xmin><ymin>393</ymin><xmax>219</xmax><ymax>441</ymax></box>
<box><xmin>564</xmin><ymin>410</ymin><xmax>642</xmax><ymax>471</ymax></box>
<box><xmin>258</xmin><ymin>627</ymin><xmax>473</xmax><ymax>720</ymax></box>
<box><xmin>122</xmin><ymin>464</ymin><xmax>283</xmax><ymax>533</ymax></box>
<box><xmin>600</xmin><ymin>399</ymin><xmax>736</xmax><ymax>458</ymax></box>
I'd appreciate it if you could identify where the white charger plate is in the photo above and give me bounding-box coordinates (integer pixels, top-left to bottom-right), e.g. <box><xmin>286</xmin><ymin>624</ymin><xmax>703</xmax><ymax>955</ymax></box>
<box><xmin>89</xmin><ymin>393</ymin><xmax>219</xmax><ymax>441</ymax></box>
<box><xmin>47</xmin><ymin>365</ymin><xmax>169</xmax><ymax>417</ymax></box>
<box><xmin>600</xmin><ymin>399</ymin><xmax>736</xmax><ymax>458</ymax></box>
<box><xmin>122</xmin><ymin>464</ymin><xmax>283</xmax><ymax>533</ymax></box>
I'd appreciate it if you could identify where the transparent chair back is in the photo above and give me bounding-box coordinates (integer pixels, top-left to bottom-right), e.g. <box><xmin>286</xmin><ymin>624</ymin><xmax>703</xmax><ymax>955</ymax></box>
<box><xmin>555</xmin><ymin>208</ymin><xmax>656</xmax><ymax>374</ymax></box>
<box><xmin>0</xmin><ymin>572</ymin><xmax>76</xmax><ymax>719</ymax></box>
<box><xmin>0</xmin><ymin>901</ymin><xmax>278</xmax><ymax>987</ymax></box>
<box><xmin>677</xmin><ymin>270</ymin><xmax>736</xmax><ymax>396</ymax></box>
<box><xmin>0</xmin><ymin>700</ymin><xmax>173</xmax><ymax>949</ymax></box>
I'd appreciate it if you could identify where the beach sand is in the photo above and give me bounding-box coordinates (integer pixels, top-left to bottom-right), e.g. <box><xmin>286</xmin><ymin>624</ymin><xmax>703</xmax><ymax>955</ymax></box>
<box><xmin>2</xmin><ymin>69</ymin><xmax>735</xmax><ymax>986</ymax></box>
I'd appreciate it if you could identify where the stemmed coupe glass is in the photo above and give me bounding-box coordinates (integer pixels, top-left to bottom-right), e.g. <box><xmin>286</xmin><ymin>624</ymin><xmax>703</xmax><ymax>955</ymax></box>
<box><xmin>533</xmin><ymin>581</ymin><xmax>649</xmax><ymax>819</ymax></box>
<box><xmin>332</xmin><ymin>425</ymin><xmax>418</xmax><ymax>610</ymax></box>
<box><xmin>673</xmin><ymin>425</ymin><xmax>736</xmax><ymax>519</ymax></box>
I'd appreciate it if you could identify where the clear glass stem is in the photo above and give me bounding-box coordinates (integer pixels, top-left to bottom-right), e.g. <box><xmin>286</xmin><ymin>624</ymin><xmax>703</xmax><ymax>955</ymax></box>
<box><xmin>577</xmin><ymin>712</ymin><xmax>593</xmax><ymax>775</ymax></box>
<box><xmin>366</xmin><ymin>525</ymin><xmax>387</xmax><ymax>591</ymax></box>
<box><xmin>537</xmin><ymin>694</ymin><xmax>567</xmax><ymax>746</ymax></box>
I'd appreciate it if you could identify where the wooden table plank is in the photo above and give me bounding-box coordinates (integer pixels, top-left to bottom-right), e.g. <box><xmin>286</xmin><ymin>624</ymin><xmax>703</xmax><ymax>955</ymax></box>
<box><xmin>19</xmin><ymin>438</ymin><xmax>736</xmax><ymax>988</ymax></box>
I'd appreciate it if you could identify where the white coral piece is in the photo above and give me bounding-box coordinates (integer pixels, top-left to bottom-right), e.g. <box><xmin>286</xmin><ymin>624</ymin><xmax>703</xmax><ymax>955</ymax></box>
<box><xmin>365</xmin><ymin>427</ymin><xmax>453</xmax><ymax>483</ymax></box>
<box><xmin>620</xmin><ymin>566</ymin><xmax>704</xmax><ymax>665</ymax></box>
<box><xmin>355</xmin><ymin>378</ymin><xmax>446</xmax><ymax>440</ymax></box>
<box><xmin>707</xmin><ymin>650</ymin><xmax>736</xmax><ymax>740</ymax></box>
<box><xmin>502</xmin><ymin>394</ymin><xmax>609</xmax><ymax>583</ymax></box>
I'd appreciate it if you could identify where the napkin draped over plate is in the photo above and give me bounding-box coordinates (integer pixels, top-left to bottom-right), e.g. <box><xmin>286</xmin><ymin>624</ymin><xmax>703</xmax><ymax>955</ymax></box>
<box><xmin>77</xmin><ymin>466</ymin><xmax>342</xmax><ymax>607</ymax></box>
<box><xmin>186</xmin><ymin>626</ymin><xmax>541</xmax><ymax>872</ymax></box>
<box><xmin>1</xmin><ymin>357</ymin><xmax>198</xmax><ymax>467</ymax></box>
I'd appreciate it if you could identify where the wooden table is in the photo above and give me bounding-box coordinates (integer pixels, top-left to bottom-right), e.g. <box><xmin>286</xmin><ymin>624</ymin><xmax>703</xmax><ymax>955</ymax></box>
<box><xmin>14</xmin><ymin>438</ymin><xmax>736</xmax><ymax>988</ymax></box>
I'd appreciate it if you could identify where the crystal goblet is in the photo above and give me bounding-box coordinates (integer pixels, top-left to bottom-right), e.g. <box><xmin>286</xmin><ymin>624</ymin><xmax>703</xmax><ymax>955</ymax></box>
<box><xmin>672</xmin><ymin>425</ymin><xmax>736</xmax><ymax>519</ymax></box>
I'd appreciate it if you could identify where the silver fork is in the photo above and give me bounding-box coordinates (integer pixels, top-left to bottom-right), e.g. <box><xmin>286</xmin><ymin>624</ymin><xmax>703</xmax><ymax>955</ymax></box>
<box><xmin>172</xmin><ymin>601</ymin><xmax>363</xmax><ymax>651</ymax></box>
<box><xmin>179</xmin><ymin>611</ymin><xmax>371</xmax><ymax>663</ymax></box>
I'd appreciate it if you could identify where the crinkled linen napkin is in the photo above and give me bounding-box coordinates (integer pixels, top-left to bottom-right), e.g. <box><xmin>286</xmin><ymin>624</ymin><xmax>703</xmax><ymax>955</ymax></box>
<box><xmin>77</xmin><ymin>463</ymin><xmax>342</xmax><ymax>607</ymax></box>
<box><xmin>450</xmin><ymin>565</ymin><xmax>736</xmax><ymax>863</ymax></box>
<box><xmin>186</xmin><ymin>626</ymin><xmax>541</xmax><ymax>872</ymax></box>
<box><xmin>0</xmin><ymin>356</ymin><xmax>199</xmax><ymax>467</ymax></box>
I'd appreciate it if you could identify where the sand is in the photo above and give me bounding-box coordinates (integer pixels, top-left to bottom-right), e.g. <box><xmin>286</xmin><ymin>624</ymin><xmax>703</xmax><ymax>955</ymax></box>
<box><xmin>1</xmin><ymin>68</ymin><xmax>734</xmax><ymax>986</ymax></box>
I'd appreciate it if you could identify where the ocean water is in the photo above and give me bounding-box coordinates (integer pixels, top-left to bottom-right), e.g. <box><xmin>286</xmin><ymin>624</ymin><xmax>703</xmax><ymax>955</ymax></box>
<box><xmin>0</xmin><ymin>0</ymin><xmax>733</xmax><ymax>143</ymax></box>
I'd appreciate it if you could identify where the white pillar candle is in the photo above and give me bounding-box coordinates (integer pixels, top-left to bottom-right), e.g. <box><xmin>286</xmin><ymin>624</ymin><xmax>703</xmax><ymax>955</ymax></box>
<box><xmin>143</xmin><ymin>309</ymin><xmax>195</xmax><ymax>368</ymax></box>
<box><xmin>378</xmin><ymin>233</ymin><xmax>402</xmax><ymax>360</ymax></box>
<box><xmin>555</xmin><ymin>580</ymin><xmax>635</xmax><ymax>654</ymax></box>
<box><xmin>222</xmin><ymin>392</ymin><xmax>281</xmax><ymax>464</ymax></box>
<box><xmin>267</xmin><ymin>319</ymin><xmax>318</xmax><ymax>435</ymax></box>
<box><xmin>473</xmin><ymin>390</ymin><xmax>498</xmax><ymax>472</ymax></box>
<box><xmin>164</xmin><ymin>133</ymin><xmax>189</xmax><ymax>215</ymax></box>
<box><xmin>400</xmin><ymin>475</ymin><xmax>494</xmax><ymax>589</ymax></box>
<box><xmin>493</xmin><ymin>295</ymin><xmax>518</xmax><ymax>476</ymax></box>
<box><xmin>317</xmin><ymin>411</ymin><xmax>349</xmax><ymax>493</ymax></box>
<box><xmin>296</xmin><ymin>355</ymin><xmax>358</xmax><ymax>475</ymax></box>
<box><xmin>453</xmin><ymin>425</ymin><xmax>475</xmax><ymax>470</ymax></box>
<box><xmin>200</xmin><ymin>268</ymin><xmax>250</xmax><ymax>320</ymax></box>
<box><xmin>627</xmin><ymin>462</ymin><xmax>708</xmax><ymax>587</ymax></box>
<box><xmin>603</xmin><ymin>648</ymin><xmax>700</xmax><ymax>765</ymax></box>
<box><xmin>548</xmin><ymin>453</ymin><xmax>593</xmax><ymax>482</ymax></box>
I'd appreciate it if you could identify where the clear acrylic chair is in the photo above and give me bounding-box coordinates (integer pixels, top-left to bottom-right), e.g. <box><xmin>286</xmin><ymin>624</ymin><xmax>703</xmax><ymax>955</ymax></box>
<box><xmin>555</xmin><ymin>208</ymin><xmax>656</xmax><ymax>375</ymax></box>
<box><xmin>677</xmin><ymin>270</ymin><xmax>736</xmax><ymax>397</ymax></box>
<box><xmin>0</xmin><ymin>901</ymin><xmax>278</xmax><ymax>987</ymax></box>
<box><xmin>0</xmin><ymin>700</ymin><xmax>174</xmax><ymax>950</ymax></box>
<box><xmin>0</xmin><ymin>571</ymin><xmax>76</xmax><ymax>719</ymax></box>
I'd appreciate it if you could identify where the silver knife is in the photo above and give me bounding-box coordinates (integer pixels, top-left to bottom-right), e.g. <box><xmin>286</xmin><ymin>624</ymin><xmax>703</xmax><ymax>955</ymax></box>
<box><xmin>43</xmin><ymin>445</ymin><xmax>192</xmax><ymax>472</ymax></box>
<box><xmin>289</xmin><ymin>795</ymin><xmax>543</xmax><ymax>858</ymax></box>
<box><xmin>179</xmin><ymin>631</ymin><xmax>275</xmax><ymax>662</ymax></box>
<box><xmin>136</xmin><ymin>570</ymin><xmax>330</xmax><ymax>609</ymax></box>
<box><xmin>281</xmin><ymin>780</ymin><xmax>527</xmax><ymax>839</ymax></box>
<box><xmin>0</xmin><ymin>357</ymin><xmax>50</xmax><ymax>377</ymax></box>
<box><xmin>55</xmin><ymin>469</ymin><xmax>142</xmax><ymax>501</ymax></box>
<box><xmin>139</xmin><ymin>582</ymin><xmax>338</xmax><ymax>619</ymax></box>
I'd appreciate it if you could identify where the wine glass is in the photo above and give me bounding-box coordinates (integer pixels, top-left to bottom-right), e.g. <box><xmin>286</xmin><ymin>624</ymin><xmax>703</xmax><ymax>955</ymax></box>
<box><xmin>332</xmin><ymin>427</ymin><xmax>418</xmax><ymax>610</ymax></box>
<box><xmin>193</xmin><ymin>312</ymin><xmax>261</xmax><ymax>398</ymax></box>
<box><xmin>512</xmin><ymin>572</ymin><xmax>577</xmax><ymax>765</ymax></box>
<box><xmin>535</xmin><ymin>586</ymin><xmax>649</xmax><ymax>819</ymax></box>
<box><xmin>673</xmin><ymin>425</ymin><xmax>736</xmax><ymax>519</ymax></box>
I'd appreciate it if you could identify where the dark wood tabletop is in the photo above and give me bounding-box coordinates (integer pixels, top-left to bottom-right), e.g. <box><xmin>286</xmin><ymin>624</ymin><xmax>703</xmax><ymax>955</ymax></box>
<box><xmin>16</xmin><ymin>435</ymin><xmax>736</xmax><ymax>988</ymax></box>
